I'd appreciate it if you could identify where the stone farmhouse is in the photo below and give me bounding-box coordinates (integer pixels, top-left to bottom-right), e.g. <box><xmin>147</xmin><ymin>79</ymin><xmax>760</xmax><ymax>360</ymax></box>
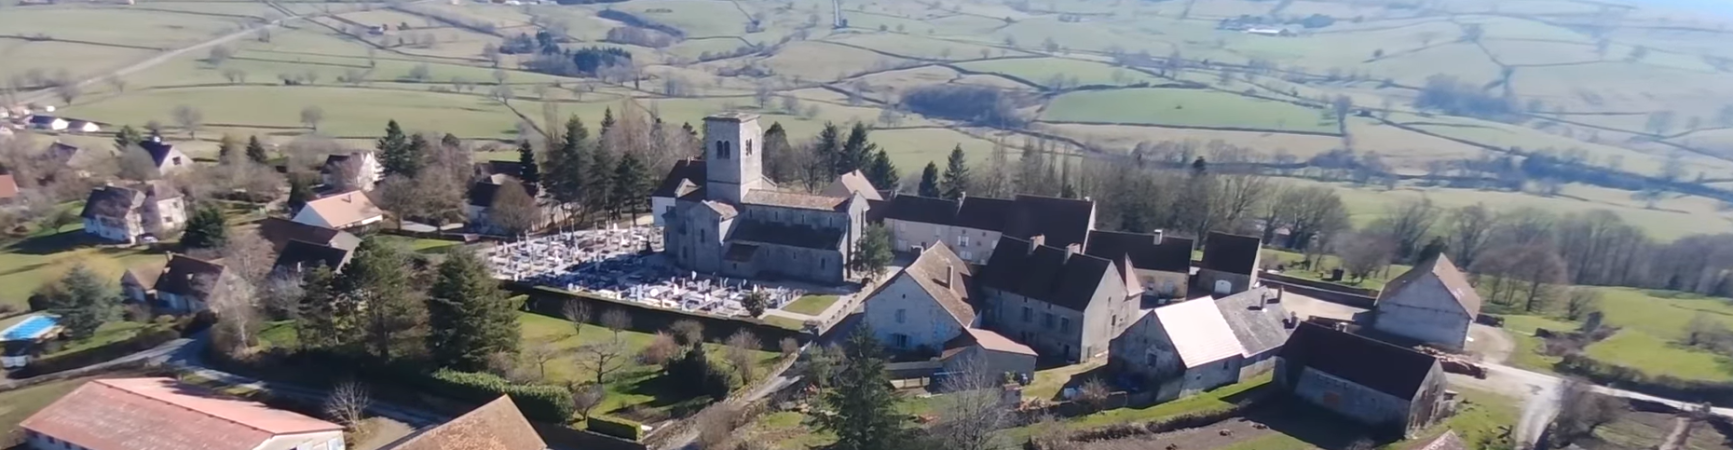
<box><xmin>1275</xmin><ymin>322</ymin><xmax>1449</xmax><ymax>437</ymax></box>
<box><xmin>21</xmin><ymin>378</ymin><xmax>345</xmax><ymax>450</ymax></box>
<box><xmin>1108</xmin><ymin>286</ymin><xmax>1295</xmax><ymax>402</ymax></box>
<box><xmin>1370</xmin><ymin>254</ymin><xmax>1484</xmax><ymax>350</ymax></box>
<box><xmin>1194</xmin><ymin>232</ymin><xmax>1262</xmax><ymax>296</ymax></box>
<box><xmin>654</xmin><ymin>113</ymin><xmax>872</xmax><ymax>285</ymax></box>
<box><xmin>877</xmin><ymin>193</ymin><xmax>1096</xmax><ymax>265</ymax></box>
<box><xmin>864</xmin><ymin>243</ymin><xmax>978</xmax><ymax>352</ymax></box>
<box><xmin>1083</xmin><ymin>230</ymin><xmax>1195</xmax><ymax>302</ymax></box>
<box><xmin>940</xmin><ymin>327</ymin><xmax>1037</xmax><ymax>378</ymax></box>
<box><xmin>80</xmin><ymin>181</ymin><xmax>184</xmax><ymax>244</ymax></box>
<box><xmin>977</xmin><ymin>235</ymin><xmax>1141</xmax><ymax>362</ymax></box>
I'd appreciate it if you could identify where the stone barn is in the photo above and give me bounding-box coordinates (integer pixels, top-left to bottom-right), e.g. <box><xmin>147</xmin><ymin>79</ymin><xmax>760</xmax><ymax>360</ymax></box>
<box><xmin>1109</xmin><ymin>298</ymin><xmax>1246</xmax><ymax>403</ymax></box>
<box><xmin>1194</xmin><ymin>232</ymin><xmax>1261</xmax><ymax>296</ymax></box>
<box><xmin>1274</xmin><ymin>322</ymin><xmax>1449</xmax><ymax>438</ymax></box>
<box><xmin>1370</xmin><ymin>254</ymin><xmax>1484</xmax><ymax>350</ymax></box>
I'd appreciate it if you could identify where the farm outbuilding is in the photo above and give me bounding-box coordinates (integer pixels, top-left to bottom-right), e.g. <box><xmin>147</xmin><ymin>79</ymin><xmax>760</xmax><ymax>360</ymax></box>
<box><xmin>1370</xmin><ymin>254</ymin><xmax>1483</xmax><ymax>350</ymax></box>
<box><xmin>1274</xmin><ymin>322</ymin><xmax>1450</xmax><ymax>438</ymax></box>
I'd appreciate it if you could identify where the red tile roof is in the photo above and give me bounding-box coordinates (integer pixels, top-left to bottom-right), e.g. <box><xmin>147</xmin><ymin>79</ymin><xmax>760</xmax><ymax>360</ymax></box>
<box><xmin>21</xmin><ymin>378</ymin><xmax>341</xmax><ymax>450</ymax></box>
<box><xmin>386</xmin><ymin>396</ymin><xmax>547</xmax><ymax>450</ymax></box>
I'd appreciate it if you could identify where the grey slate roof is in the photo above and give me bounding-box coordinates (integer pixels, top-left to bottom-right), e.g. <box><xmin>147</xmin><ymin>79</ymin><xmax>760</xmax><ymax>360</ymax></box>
<box><xmin>1279</xmin><ymin>322</ymin><xmax>1438</xmax><ymax>399</ymax></box>
<box><xmin>879</xmin><ymin>194</ymin><xmax>1093</xmax><ymax>247</ymax></box>
<box><xmin>1201</xmin><ymin>232</ymin><xmax>1261</xmax><ymax>275</ymax></box>
<box><xmin>80</xmin><ymin>185</ymin><xmax>144</xmax><ymax>219</ymax></box>
<box><xmin>154</xmin><ymin>254</ymin><xmax>226</xmax><ymax>298</ymax></box>
<box><xmin>139</xmin><ymin>138</ymin><xmax>177</xmax><ymax>166</ymax></box>
<box><xmin>729</xmin><ymin>219</ymin><xmax>845</xmax><ymax>250</ymax></box>
<box><xmin>273</xmin><ymin>240</ymin><xmax>353</xmax><ymax>273</ymax></box>
<box><xmin>1084</xmin><ymin>230</ymin><xmax>1194</xmax><ymax>273</ymax></box>
<box><xmin>258</xmin><ymin>217</ymin><xmax>357</xmax><ymax>252</ymax></box>
<box><xmin>980</xmin><ymin>235</ymin><xmax>1117</xmax><ymax>312</ymax></box>
<box><xmin>1380</xmin><ymin>254</ymin><xmax>1484</xmax><ymax>316</ymax></box>
<box><xmin>1213</xmin><ymin>287</ymin><xmax>1291</xmax><ymax>356</ymax></box>
<box><xmin>652</xmin><ymin>159</ymin><xmax>706</xmax><ymax>198</ymax></box>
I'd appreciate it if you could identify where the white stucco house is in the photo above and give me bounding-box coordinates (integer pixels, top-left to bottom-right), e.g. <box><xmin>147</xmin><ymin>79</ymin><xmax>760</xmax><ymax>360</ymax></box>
<box><xmin>21</xmin><ymin>378</ymin><xmax>346</xmax><ymax>450</ymax></box>
<box><xmin>1370</xmin><ymin>254</ymin><xmax>1483</xmax><ymax>350</ymax></box>
<box><xmin>80</xmin><ymin>182</ymin><xmax>185</xmax><ymax>245</ymax></box>
<box><xmin>864</xmin><ymin>243</ymin><xmax>978</xmax><ymax>352</ymax></box>
<box><xmin>321</xmin><ymin>151</ymin><xmax>384</xmax><ymax>191</ymax></box>
<box><xmin>293</xmin><ymin>190</ymin><xmax>384</xmax><ymax>230</ymax></box>
<box><xmin>139</xmin><ymin>136</ymin><xmax>192</xmax><ymax>177</ymax></box>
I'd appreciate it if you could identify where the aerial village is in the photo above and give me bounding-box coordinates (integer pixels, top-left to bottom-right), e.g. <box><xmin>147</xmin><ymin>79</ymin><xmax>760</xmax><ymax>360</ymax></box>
<box><xmin>0</xmin><ymin>109</ymin><xmax>1707</xmax><ymax>450</ymax></box>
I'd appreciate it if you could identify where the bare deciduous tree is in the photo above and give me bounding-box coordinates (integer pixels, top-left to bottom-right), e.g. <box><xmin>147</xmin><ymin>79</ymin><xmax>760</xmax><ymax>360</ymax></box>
<box><xmin>1448</xmin><ymin>203</ymin><xmax>1501</xmax><ymax>268</ymax></box>
<box><xmin>562</xmin><ymin>301</ymin><xmax>591</xmax><ymax>338</ymax></box>
<box><xmin>173</xmin><ymin>105</ymin><xmax>205</xmax><ymax>139</ymax></box>
<box><xmin>324</xmin><ymin>381</ymin><xmax>372</xmax><ymax>430</ymax></box>
<box><xmin>1370</xmin><ymin>197</ymin><xmax>1440</xmax><ymax>262</ymax></box>
<box><xmin>725</xmin><ymin>330</ymin><xmax>760</xmax><ymax>382</ymax></box>
<box><xmin>671</xmin><ymin>319</ymin><xmax>704</xmax><ymax>346</ymax></box>
<box><xmin>1564</xmin><ymin>287</ymin><xmax>1601</xmax><ymax>321</ymax></box>
<box><xmin>206</xmin><ymin>271</ymin><xmax>262</xmax><ymax>357</ymax></box>
<box><xmin>576</xmin><ymin>334</ymin><xmax>629</xmax><ymax>385</ymax></box>
<box><xmin>1551</xmin><ymin>380</ymin><xmax>1625</xmax><ymax>445</ymax></box>
<box><xmin>601</xmin><ymin>308</ymin><xmax>632</xmax><ymax>335</ymax></box>
<box><xmin>929</xmin><ymin>356</ymin><xmax>1013</xmax><ymax>450</ymax></box>
<box><xmin>1336</xmin><ymin>232</ymin><xmax>1396</xmax><ymax>282</ymax></box>
<box><xmin>523</xmin><ymin>335</ymin><xmax>562</xmax><ymax>380</ymax></box>
<box><xmin>1471</xmin><ymin>244</ymin><xmax>1568</xmax><ymax>312</ymax></box>
<box><xmin>641</xmin><ymin>331</ymin><xmax>678</xmax><ymax>366</ymax></box>
<box><xmin>300</xmin><ymin>106</ymin><xmax>325</xmax><ymax>132</ymax></box>
<box><xmin>571</xmin><ymin>383</ymin><xmax>605</xmax><ymax>420</ymax></box>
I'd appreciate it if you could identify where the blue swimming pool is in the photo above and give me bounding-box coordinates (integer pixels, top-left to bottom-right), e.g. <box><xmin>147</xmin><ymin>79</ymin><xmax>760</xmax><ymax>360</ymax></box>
<box><xmin>1</xmin><ymin>315</ymin><xmax>59</xmax><ymax>341</ymax></box>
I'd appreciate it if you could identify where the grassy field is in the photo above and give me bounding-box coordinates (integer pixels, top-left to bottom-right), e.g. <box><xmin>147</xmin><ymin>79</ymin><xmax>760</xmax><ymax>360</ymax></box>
<box><xmin>782</xmin><ymin>295</ymin><xmax>840</xmax><ymax>316</ymax></box>
<box><xmin>1495</xmin><ymin>288</ymin><xmax>1733</xmax><ymax>380</ymax></box>
<box><xmin>518</xmin><ymin>311</ymin><xmax>783</xmax><ymax>416</ymax></box>
<box><xmin>952</xmin><ymin>58</ymin><xmax>1159</xmax><ymax>88</ymax></box>
<box><xmin>1041</xmin><ymin>89</ymin><xmax>1338</xmax><ymax>133</ymax></box>
<box><xmin>0</xmin><ymin>233</ymin><xmax>167</xmax><ymax>310</ymax></box>
<box><xmin>0</xmin><ymin>375</ymin><xmax>101</xmax><ymax>433</ymax></box>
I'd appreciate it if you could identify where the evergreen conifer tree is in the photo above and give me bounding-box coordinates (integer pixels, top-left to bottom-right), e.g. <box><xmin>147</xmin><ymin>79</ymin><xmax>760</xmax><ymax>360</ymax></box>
<box><xmin>817</xmin><ymin>325</ymin><xmax>906</xmax><ymax>450</ymax></box>
<box><xmin>516</xmin><ymin>140</ymin><xmax>540</xmax><ymax>194</ymax></box>
<box><xmin>245</xmin><ymin>135</ymin><xmax>270</xmax><ymax>164</ymax></box>
<box><xmin>378</xmin><ymin>120</ymin><xmax>413</xmax><ymax>177</ymax></box>
<box><xmin>612</xmin><ymin>152</ymin><xmax>650</xmax><ymax>216</ymax></box>
<box><xmin>427</xmin><ymin>248</ymin><xmax>521</xmax><ymax>370</ymax></box>
<box><xmin>941</xmin><ymin>145</ymin><xmax>970</xmax><ymax>199</ymax></box>
<box><xmin>181</xmin><ymin>204</ymin><xmax>229</xmax><ymax>249</ymax></box>
<box><xmin>918</xmin><ymin>163</ymin><xmax>941</xmax><ymax>198</ymax></box>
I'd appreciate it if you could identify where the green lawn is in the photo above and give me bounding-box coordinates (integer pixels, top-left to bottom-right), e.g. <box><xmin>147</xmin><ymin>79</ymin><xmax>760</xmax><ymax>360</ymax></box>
<box><xmin>1498</xmin><ymin>315</ymin><xmax>1575</xmax><ymax>374</ymax></box>
<box><xmin>1495</xmin><ymin>288</ymin><xmax>1733</xmax><ymax>381</ymax></box>
<box><xmin>0</xmin><ymin>375</ymin><xmax>99</xmax><ymax>433</ymax></box>
<box><xmin>0</xmin><ymin>233</ymin><xmax>167</xmax><ymax>310</ymax></box>
<box><xmin>1023</xmin><ymin>360</ymin><xmax>1105</xmax><ymax>401</ymax></box>
<box><xmin>374</xmin><ymin>235</ymin><xmax>464</xmax><ymax>254</ymax></box>
<box><xmin>47</xmin><ymin>321</ymin><xmax>152</xmax><ymax>357</ymax></box>
<box><xmin>1260</xmin><ymin>248</ymin><xmax>1411</xmax><ymax>291</ymax></box>
<box><xmin>1062</xmin><ymin>373</ymin><xmax>1270</xmax><ymax>430</ymax></box>
<box><xmin>1040</xmin><ymin>88</ymin><xmax>1338</xmax><ymax>133</ymax></box>
<box><xmin>763</xmin><ymin>315</ymin><xmax>807</xmax><ymax>331</ymax></box>
<box><xmin>518</xmin><ymin>311</ymin><xmax>782</xmax><ymax>416</ymax></box>
<box><xmin>782</xmin><ymin>295</ymin><xmax>840</xmax><ymax>316</ymax></box>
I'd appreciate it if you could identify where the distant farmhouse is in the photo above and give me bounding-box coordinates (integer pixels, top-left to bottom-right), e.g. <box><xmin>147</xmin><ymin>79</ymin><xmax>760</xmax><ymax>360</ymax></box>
<box><xmin>1275</xmin><ymin>322</ymin><xmax>1450</xmax><ymax>437</ymax></box>
<box><xmin>138</xmin><ymin>135</ymin><xmax>192</xmax><ymax>176</ymax></box>
<box><xmin>877</xmin><ymin>193</ymin><xmax>1095</xmax><ymax>265</ymax></box>
<box><xmin>653</xmin><ymin>113</ymin><xmax>874</xmax><ymax>285</ymax></box>
<box><xmin>1369</xmin><ymin>254</ymin><xmax>1484</xmax><ymax>350</ymax></box>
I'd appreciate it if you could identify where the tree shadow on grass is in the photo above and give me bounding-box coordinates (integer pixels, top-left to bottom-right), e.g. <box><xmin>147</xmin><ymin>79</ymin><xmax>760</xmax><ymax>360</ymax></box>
<box><xmin>1242</xmin><ymin>400</ymin><xmax>1376</xmax><ymax>450</ymax></box>
<box><xmin>5</xmin><ymin>230</ymin><xmax>95</xmax><ymax>256</ymax></box>
<box><xmin>617</xmin><ymin>371</ymin><xmax>716</xmax><ymax>420</ymax></box>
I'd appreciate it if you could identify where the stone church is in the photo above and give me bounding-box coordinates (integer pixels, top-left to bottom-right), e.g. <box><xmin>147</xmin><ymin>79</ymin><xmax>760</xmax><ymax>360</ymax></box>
<box><xmin>653</xmin><ymin>113</ymin><xmax>872</xmax><ymax>285</ymax></box>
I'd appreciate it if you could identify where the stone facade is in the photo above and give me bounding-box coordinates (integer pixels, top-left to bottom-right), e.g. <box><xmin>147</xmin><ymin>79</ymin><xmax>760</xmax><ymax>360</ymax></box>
<box><xmin>657</xmin><ymin>113</ymin><xmax>869</xmax><ymax>285</ymax></box>
<box><xmin>886</xmin><ymin>218</ymin><xmax>999</xmax><ymax>264</ymax></box>
<box><xmin>866</xmin><ymin>272</ymin><xmax>973</xmax><ymax>351</ymax></box>
<box><xmin>978</xmin><ymin>238</ymin><xmax>1136</xmax><ymax>363</ymax></box>
<box><xmin>1371</xmin><ymin>255</ymin><xmax>1483</xmax><ymax>350</ymax></box>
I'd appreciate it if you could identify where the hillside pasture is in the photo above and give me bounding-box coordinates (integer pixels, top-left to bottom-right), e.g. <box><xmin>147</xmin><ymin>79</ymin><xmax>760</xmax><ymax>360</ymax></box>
<box><xmin>757</xmin><ymin>41</ymin><xmax>912</xmax><ymax>82</ymax></box>
<box><xmin>1041</xmin><ymin>88</ymin><xmax>1337</xmax><ymax>133</ymax></box>
<box><xmin>603</xmin><ymin>0</ymin><xmax>754</xmax><ymax>38</ymax></box>
<box><xmin>952</xmin><ymin>57</ymin><xmax>1157</xmax><ymax>88</ymax></box>
<box><xmin>0</xmin><ymin>7</ymin><xmax>250</xmax><ymax>49</ymax></box>
<box><xmin>0</xmin><ymin>41</ymin><xmax>158</xmax><ymax>85</ymax></box>
<box><xmin>825</xmin><ymin>33</ymin><xmax>1031</xmax><ymax>61</ymax></box>
<box><xmin>1033</xmin><ymin>122</ymin><xmax>1343</xmax><ymax>159</ymax></box>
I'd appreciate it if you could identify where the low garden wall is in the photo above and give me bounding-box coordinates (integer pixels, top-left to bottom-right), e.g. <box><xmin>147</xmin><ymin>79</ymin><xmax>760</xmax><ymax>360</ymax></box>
<box><xmin>509</xmin><ymin>284</ymin><xmax>810</xmax><ymax>351</ymax></box>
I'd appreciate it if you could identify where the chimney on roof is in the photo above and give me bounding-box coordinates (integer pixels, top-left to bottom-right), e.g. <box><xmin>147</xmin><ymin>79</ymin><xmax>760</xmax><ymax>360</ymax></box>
<box><xmin>942</xmin><ymin>265</ymin><xmax>955</xmax><ymax>289</ymax></box>
<box><xmin>1064</xmin><ymin>243</ymin><xmax>1079</xmax><ymax>262</ymax></box>
<box><xmin>1271</xmin><ymin>285</ymin><xmax>1284</xmax><ymax>304</ymax></box>
<box><xmin>1151</xmin><ymin>229</ymin><xmax>1164</xmax><ymax>244</ymax></box>
<box><xmin>1027</xmin><ymin>235</ymin><xmax>1045</xmax><ymax>254</ymax></box>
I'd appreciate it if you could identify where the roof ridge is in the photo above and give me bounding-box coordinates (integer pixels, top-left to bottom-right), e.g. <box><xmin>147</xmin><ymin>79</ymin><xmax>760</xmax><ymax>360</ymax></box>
<box><xmin>94</xmin><ymin>379</ymin><xmax>288</xmax><ymax>436</ymax></box>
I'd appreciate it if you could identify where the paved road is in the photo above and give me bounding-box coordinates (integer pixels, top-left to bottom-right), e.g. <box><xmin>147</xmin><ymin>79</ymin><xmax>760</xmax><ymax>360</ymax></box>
<box><xmin>13</xmin><ymin>9</ymin><xmax>300</xmax><ymax>106</ymax></box>
<box><xmin>0</xmin><ymin>336</ymin><xmax>195</xmax><ymax>391</ymax></box>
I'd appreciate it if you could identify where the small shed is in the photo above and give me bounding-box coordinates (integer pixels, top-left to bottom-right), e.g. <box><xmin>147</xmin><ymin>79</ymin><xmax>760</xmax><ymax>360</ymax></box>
<box><xmin>941</xmin><ymin>328</ymin><xmax>1036</xmax><ymax>379</ymax></box>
